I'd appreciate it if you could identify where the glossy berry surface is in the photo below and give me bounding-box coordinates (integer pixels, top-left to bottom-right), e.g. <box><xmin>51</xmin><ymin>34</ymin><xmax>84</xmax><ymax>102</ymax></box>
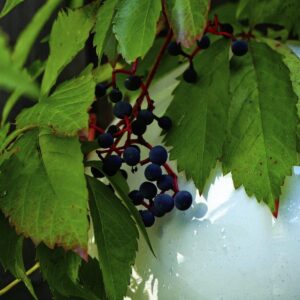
<box><xmin>154</xmin><ymin>194</ymin><xmax>174</xmax><ymax>214</ymax></box>
<box><xmin>107</xmin><ymin>125</ymin><xmax>119</xmax><ymax>136</ymax></box>
<box><xmin>131</xmin><ymin>119</ymin><xmax>147</xmax><ymax>136</ymax></box>
<box><xmin>137</xmin><ymin>109</ymin><xmax>154</xmax><ymax>125</ymax></box>
<box><xmin>129</xmin><ymin>190</ymin><xmax>143</xmax><ymax>205</ymax></box>
<box><xmin>139</xmin><ymin>182</ymin><xmax>157</xmax><ymax>199</ymax></box>
<box><xmin>102</xmin><ymin>155</ymin><xmax>123</xmax><ymax>176</ymax></box>
<box><xmin>220</xmin><ymin>23</ymin><xmax>234</xmax><ymax>34</ymax></box>
<box><xmin>157</xmin><ymin>174</ymin><xmax>173</xmax><ymax>191</ymax></box>
<box><xmin>149</xmin><ymin>145</ymin><xmax>168</xmax><ymax>165</ymax></box>
<box><xmin>95</xmin><ymin>83</ymin><xmax>106</xmax><ymax>98</ymax></box>
<box><xmin>231</xmin><ymin>40</ymin><xmax>248</xmax><ymax>56</ymax></box>
<box><xmin>158</xmin><ymin>116</ymin><xmax>172</xmax><ymax>131</ymax></box>
<box><xmin>174</xmin><ymin>191</ymin><xmax>193</xmax><ymax>210</ymax></box>
<box><xmin>109</xmin><ymin>88</ymin><xmax>123</xmax><ymax>103</ymax></box>
<box><xmin>113</xmin><ymin>101</ymin><xmax>132</xmax><ymax>119</ymax></box>
<box><xmin>168</xmin><ymin>41</ymin><xmax>182</xmax><ymax>56</ymax></box>
<box><xmin>97</xmin><ymin>133</ymin><xmax>114</xmax><ymax>148</ymax></box>
<box><xmin>197</xmin><ymin>35</ymin><xmax>210</xmax><ymax>49</ymax></box>
<box><xmin>123</xmin><ymin>146</ymin><xmax>140</xmax><ymax>166</ymax></box>
<box><xmin>183</xmin><ymin>66</ymin><xmax>198</xmax><ymax>83</ymax></box>
<box><xmin>144</xmin><ymin>163</ymin><xmax>162</xmax><ymax>181</ymax></box>
<box><xmin>149</xmin><ymin>205</ymin><xmax>165</xmax><ymax>217</ymax></box>
<box><xmin>91</xmin><ymin>167</ymin><xmax>104</xmax><ymax>178</ymax></box>
<box><xmin>124</xmin><ymin>75</ymin><xmax>142</xmax><ymax>91</ymax></box>
<box><xmin>139</xmin><ymin>210</ymin><xmax>155</xmax><ymax>227</ymax></box>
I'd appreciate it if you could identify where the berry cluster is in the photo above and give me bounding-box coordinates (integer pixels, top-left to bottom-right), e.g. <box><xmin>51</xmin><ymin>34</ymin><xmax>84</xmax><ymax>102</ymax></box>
<box><xmin>167</xmin><ymin>17</ymin><xmax>249</xmax><ymax>84</ymax></box>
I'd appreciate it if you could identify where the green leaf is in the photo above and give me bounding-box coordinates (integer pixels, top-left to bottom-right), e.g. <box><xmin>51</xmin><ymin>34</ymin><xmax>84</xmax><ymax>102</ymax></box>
<box><xmin>0</xmin><ymin>212</ymin><xmax>37</xmax><ymax>299</ymax></box>
<box><xmin>12</xmin><ymin>0</ymin><xmax>61</xmax><ymax>68</ymax></box>
<box><xmin>17</xmin><ymin>73</ymin><xmax>95</xmax><ymax>136</ymax></box>
<box><xmin>41</xmin><ymin>5</ymin><xmax>95</xmax><ymax>96</ymax></box>
<box><xmin>0</xmin><ymin>129</ymin><xmax>89</xmax><ymax>250</ymax></box>
<box><xmin>93</xmin><ymin>0</ymin><xmax>119</xmax><ymax>59</ymax></box>
<box><xmin>0</xmin><ymin>124</ymin><xmax>10</xmax><ymax>147</ymax></box>
<box><xmin>164</xmin><ymin>39</ymin><xmax>230</xmax><ymax>192</ymax></box>
<box><xmin>0</xmin><ymin>0</ymin><xmax>24</xmax><ymax>18</ymax></box>
<box><xmin>85</xmin><ymin>160</ymin><xmax>154</xmax><ymax>255</ymax></box>
<box><xmin>223</xmin><ymin>41</ymin><xmax>298</xmax><ymax>211</ymax></box>
<box><xmin>166</xmin><ymin>0</ymin><xmax>210</xmax><ymax>47</ymax></box>
<box><xmin>87</xmin><ymin>176</ymin><xmax>138</xmax><ymax>300</ymax></box>
<box><xmin>0</xmin><ymin>34</ymin><xmax>39</xmax><ymax>98</ymax></box>
<box><xmin>37</xmin><ymin>245</ymin><xmax>99</xmax><ymax>300</ymax></box>
<box><xmin>113</xmin><ymin>0</ymin><xmax>161</xmax><ymax>62</ymax></box>
<box><xmin>103</xmin><ymin>27</ymin><xmax>119</xmax><ymax>66</ymax></box>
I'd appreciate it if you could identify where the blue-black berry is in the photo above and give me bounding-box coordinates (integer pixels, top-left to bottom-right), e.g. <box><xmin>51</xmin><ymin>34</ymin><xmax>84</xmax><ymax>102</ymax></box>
<box><xmin>139</xmin><ymin>210</ymin><xmax>155</xmax><ymax>227</ymax></box>
<box><xmin>231</xmin><ymin>40</ymin><xmax>248</xmax><ymax>56</ymax></box>
<box><xmin>102</xmin><ymin>155</ymin><xmax>123</xmax><ymax>176</ymax></box>
<box><xmin>124</xmin><ymin>75</ymin><xmax>142</xmax><ymax>91</ymax></box>
<box><xmin>174</xmin><ymin>191</ymin><xmax>193</xmax><ymax>210</ymax></box>
<box><xmin>109</xmin><ymin>88</ymin><xmax>123</xmax><ymax>103</ymax></box>
<box><xmin>157</xmin><ymin>174</ymin><xmax>173</xmax><ymax>191</ymax></box>
<box><xmin>129</xmin><ymin>190</ymin><xmax>143</xmax><ymax>205</ymax></box>
<box><xmin>220</xmin><ymin>23</ymin><xmax>234</xmax><ymax>35</ymax></box>
<box><xmin>113</xmin><ymin>101</ymin><xmax>132</xmax><ymax>119</ymax></box>
<box><xmin>95</xmin><ymin>83</ymin><xmax>106</xmax><ymax>98</ymax></box>
<box><xmin>144</xmin><ymin>163</ymin><xmax>162</xmax><ymax>181</ymax></box>
<box><xmin>137</xmin><ymin>109</ymin><xmax>154</xmax><ymax>125</ymax></box>
<box><xmin>139</xmin><ymin>182</ymin><xmax>157</xmax><ymax>199</ymax></box>
<box><xmin>149</xmin><ymin>145</ymin><xmax>168</xmax><ymax>165</ymax></box>
<box><xmin>131</xmin><ymin>119</ymin><xmax>147</xmax><ymax>136</ymax></box>
<box><xmin>123</xmin><ymin>146</ymin><xmax>140</xmax><ymax>166</ymax></box>
<box><xmin>197</xmin><ymin>35</ymin><xmax>210</xmax><ymax>49</ymax></box>
<box><xmin>97</xmin><ymin>132</ymin><xmax>114</xmax><ymax>148</ymax></box>
<box><xmin>149</xmin><ymin>205</ymin><xmax>165</xmax><ymax>217</ymax></box>
<box><xmin>158</xmin><ymin>116</ymin><xmax>172</xmax><ymax>131</ymax></box>
<box><xmin>107</xmin><ymin>125</ymin><xmax>119</xmax><ymax>136</ymax></box>
<box><xmin>168</xmin><ymin>41</ymin><xmax>182</xmax><ymax>56</ymax></box>
<box><xmin>154</xmin><ymin>194</ymin><xmax>174</xmax><ymax>214</ymax></box>
<box><xmin>183</xmin><ymin>65</ymin><xmax>197</xmax><ymax>83</ymax></box>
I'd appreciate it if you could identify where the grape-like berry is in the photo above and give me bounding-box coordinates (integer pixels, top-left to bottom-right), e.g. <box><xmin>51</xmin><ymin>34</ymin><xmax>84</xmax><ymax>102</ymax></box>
<box><xmin>149</xmin><ymin>205</ymin><xmax>165</xmax><ymax>217</ymax></box>
<box><xmin>220</xmin><ymin>23</ymin><xmax>234</xmax><ymax>34</ymax></box>
<box><xmin>131</xmin><ymin>119</ymin><xmax>147</xmax><ymax>136</ymax></box>
<box><xmin>95</xmin><ymin>83</ymin><xmax>106</xmax><ymax>98</ymax></box>
<box><xmin>123</xmin><ymin>146</ymin><xmax>140</xmax><ymax>166</ymax></box>
<box><xmin>174</xmin><ymin>191</ymin><xmax>193</xmax><ymax>210</ymax></box>
<box><xmin>168</xmin><ymin>41</ymin><xmax>182</xmax><ymax>56</ymax></box>
<box><xmin>107</xmin><ymin>125</ymin><xmax>119</xmax><ymax>136</ymax></box>
<box><xmin>139</xmin><ymin>210</ymin><xmax>155</xmax><ymax>227</ymax></box>
<box><xmin>183</xmin><ymin>65</ymin><xmax>198</xmax><ymax>83</ymax></box>
<box><xmin>137</xmin><ymin>109</ymin><xmax>154</xmax><ymax>125</ymax></box>
<box><xmin>158</xmin><ymin>116</ymin><xmax>172</xmax><ymax>131</ymax></box>
<box><xmin>124</xmin><ymin>75</ymin><xmax>142</xmax><ymax>91</ymax></box>
<box><xmin>154</xmin><ymin>194</ymin><xmax>174</xmax><ymax>214</ymax></box>
<box><xmin>129</xmin><ymin>190</ymin><xmax>143</xmax><ymax>205</ymax></box>
<box><xmin>157</xmin><ymin>174</ymin><xmax>173</xmax><ymax>191</ymax></box>
<box><xmin>197</xmin><ymin>35</ymin><xmax>210</xmax><ymax>49</ymax></box>
<box><xmin>139</xmin><ymin>182</ymin><xmax>157</xmax><ymax>199</ymax></box>
<box><xmin>231</xmin><ymin>40</ymin><xmax>248</xmax><ymax>56</ymax></box>
<box><xmin>149</xmin><ymin>145</ymin><xmax>168</xmax><ymax>165</ymax></box>
<box><xmin>102</xmin><ymin>155</ymin><xmax>123</xmax><ymax>176</ymax></box>
<box><xmin>144</xmin><ymin>163</ymin><xmax>162</xmax><ymax>181</ymax></box>
<box><xmin>113</xmin><ymin>101</ymin><xmax>132</xmax><ymax>119</ymax></box>
<box><xmin>97</xmin><ymin>132</ymin><xmax>114</xmax><ymax>148</ymax></box>
<box><xmin>109</xmin><ymin>88</ymin><xmax>123</xmax><ymax>103</ymax></box>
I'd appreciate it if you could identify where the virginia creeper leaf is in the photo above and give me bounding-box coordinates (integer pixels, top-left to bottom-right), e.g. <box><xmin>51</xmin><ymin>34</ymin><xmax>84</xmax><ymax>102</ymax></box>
<box><xmin>164</xmin><ymin>39</ymin><xmax>231</xmax><ymax>192</ymax></box>
<box><xmin>93</xmin><ymin>0</ymin><xmax>119</xmax><ymax>59</ymax></box>
<box><xmin>0</xmin><ymin>129</ymin><xmax>89</xmax><ymax>250</ymax></box>
<box><xmin>0</xmin><ymin>0</ymin><xmax>24</xmax><ymax>18</ymax></box>
<box><xmin>17</xmin><ymin>73</ymin><xmax>95</xmax><ymax>136</ymax></box>
<box><xmin>166</xmin><ymin>0</ymin><xmax>210</xmax><ymax>47</ymax></box>
<box><xmin>87</xmin><ymin>176</ymin><xmax>138</xmax><ymax>300</ymax></box>
<box><xmin>223</xmin><ymin>41</ymin><xmax>298</xmax><ymax>211</ymax></box>
<box><xmin>37</xmin><ymin>245</ymin><xmax>99</xmax><ymax>300</ymax></box>
<box><xmin>113</xmin><ymin>0</ymin><xmax>161</xmax><ymax>62</ymax></box>
<box><xmin>0</xmin><ymin>34</ymin><xmax>39</xmax><ymax>98</ymax></box>
<box><xmin>0</xmin><ymin>212</ymin><xmax>37</xmax><ymax>299</ymax></box>
<box><xmin>41</xmin><ymin>5</ymin><xmax>95</xmax><ymax>96</ymax></box>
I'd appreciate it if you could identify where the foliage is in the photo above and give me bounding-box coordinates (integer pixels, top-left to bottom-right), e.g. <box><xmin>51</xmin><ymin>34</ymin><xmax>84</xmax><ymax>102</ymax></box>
<box><xmin>0</xmin><ymin>0</ymin><xmax>300</xmax><ymax>299</ymax></box>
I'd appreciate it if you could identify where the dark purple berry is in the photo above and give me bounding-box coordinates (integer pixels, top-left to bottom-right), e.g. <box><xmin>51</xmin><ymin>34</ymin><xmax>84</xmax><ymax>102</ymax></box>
<box><xmin>231</xmin><ymin>40</ymin><xmax>248</xmax><ymax>56</ymax></box>
<box><xmin>137</xmin><ymin>109</ymin><xmax>154</xmax><ymax>125</ymax></box>
<box><xmin>139</xmin><ymin>210</ymin><xmax>155</xmax><ymax>227</ymax></box>
<box><xmin>157</xmin><ymin>174</ymin><xmax>173</xmax><ymax>191</ymax></box>
<box><xmin>107</xmin><ymin>125</ymin><xmax>119</xmax><ymax>136</ymax></box>
<box><xmin>144</xmin><ymin>163</ymin><xmax>162</xmax><ymax>181</ymax></box>
<box><xmin>154</xmin><ymin>194</ymin><xmax>174</xmax><ymax>213</ymax></box>
<box><xmin>124</xmin><ymin>75</ymin><xmax>142</xmax><ymax>91</ymax></box>
<box><xmin>113</xmin><ymin>101</ymin><xmax>132</xmax><ymax>119</ymax></box>
<box><xmin>174</xmin><ymin>191</ymin><xmax>193</xmax><ymax>210</ymax></box>
<box><xmin>95</xmin><ymin>83</ymin><xmax>106</xmax><ymax>98</ymax></box>
<box><xmin>168</xmin><ymin>41</ymin><xmax>182</xmax><ymax>56</ymax></box>
<box><xmin>183</xmin><ymin>65</ymin><xmax>197</xmax><ymax>83</ymax></box>
<box><xmin>123</xmin><ymin>146</ymin><xmax>140</xmax><ymax>166</ymax></box>
<box><xmin>139</xmin><ymin>182</ymin><xmax>157</xmax><ymax>199</ymax></box>
<box><xmin>91</xmin><ymin>167</ymin><xmax>104</xmax><ymax>178</ymax></box>
<box><xmin>97</xmin><ymin>132</ymin><xmax>114</xmax><ymax>148</ymax></box>
<box><xmin>129</xmin><ymin>190</ymin><xmax>143</xmax><ymax>205</ymax></box>
<box><xmin>102</xmin><ymin>155</ymin><xmax>123</xmax><ymax>176</ymax></box>
<box><xmin>149</xmin><ymin>205</ymin><xmax>165</xmax><ymax>217</ymax></box>
<box><xmin>149</xmin><ymin>145</ymin><xmax>168</xmax><ymax>165</ymax></box>
<box><xmin>220</xmin><ymin>23</ymin><xmax>234</xmax><ymax>34</ymax></box>
<box><xmin>197</xmin><ymin>35</ymin><xmax>210</xmax><ymax>49</ymax></box>
<box><xmin>131</xmin><ymin>119</ymin><xmax>147</xmax><ymax>136</ymax></box>
<box><xmin>158</xmin><ymin>116</ymin><xmax>172</xmax><ymax>131</ymax></box>
<box><xmin>109</xmin><ymin>88</ymin><xmax>123</xmax><ymax>103</ymax></box>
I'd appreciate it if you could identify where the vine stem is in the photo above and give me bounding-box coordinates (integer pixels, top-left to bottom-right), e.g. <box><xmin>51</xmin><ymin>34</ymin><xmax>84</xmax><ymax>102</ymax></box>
<box><xmin>0</xmin><ymin>262</ymin><xmax>40</xmax><ymax>296</ymax></box>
